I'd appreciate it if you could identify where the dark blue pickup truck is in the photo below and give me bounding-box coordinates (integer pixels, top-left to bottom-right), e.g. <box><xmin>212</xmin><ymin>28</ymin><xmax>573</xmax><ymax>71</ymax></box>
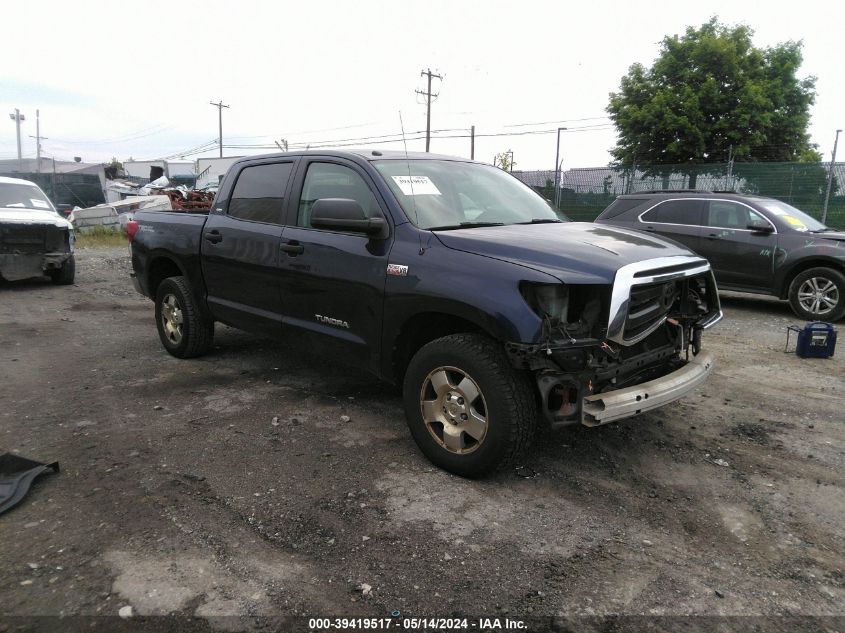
<box><xmin>129</xmin><ymin>150</ymin><xmax>722</xmax><ymax>477</ymax></box>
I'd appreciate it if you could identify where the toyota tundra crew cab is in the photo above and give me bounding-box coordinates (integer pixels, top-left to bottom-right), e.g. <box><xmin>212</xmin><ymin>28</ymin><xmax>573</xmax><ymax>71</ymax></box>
<box><xmin>129</xmin><ymin>150</ymin><xmax>723</xmax><ymax>477</ymax></box>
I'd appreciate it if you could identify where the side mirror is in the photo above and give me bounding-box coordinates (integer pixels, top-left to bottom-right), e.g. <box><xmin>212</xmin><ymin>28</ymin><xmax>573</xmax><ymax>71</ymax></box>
<box><xmin>310</xmin><ymin>198</ymin><xmax>387</xmax><ymax>237</ymax></box>
<box><xmin>747</xmin><ymin>222</ymin><xmax>773</xmax><ymax>234</ymax></box>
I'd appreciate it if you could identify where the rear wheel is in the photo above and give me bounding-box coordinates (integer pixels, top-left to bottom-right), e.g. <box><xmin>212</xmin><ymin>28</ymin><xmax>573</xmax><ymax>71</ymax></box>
<box><xmin>788</xmin><ymin>267</ymin><xmax>845</xmax><ymax>321</ymax></box>
<box><xmin>154</xmin><ymin>276</ymin><xmax>214</xmax><ymax>358</ymax></box>
<box><xmin>403</xmin><ymin>333</ymin><xmax>537</xmax><ymax>478</ymax></box>
<box><xmin>49</xmin><ymin>255</ymin><xmax>75</xmax><ymax>285</ymax></box>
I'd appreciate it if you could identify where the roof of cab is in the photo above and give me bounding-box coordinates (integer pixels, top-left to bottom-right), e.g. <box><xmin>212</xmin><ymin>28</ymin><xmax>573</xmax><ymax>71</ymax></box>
<box><xmin>230</xmin><ymin>149</ymin><xmax>478</xmax><ymax>166</ymax></box>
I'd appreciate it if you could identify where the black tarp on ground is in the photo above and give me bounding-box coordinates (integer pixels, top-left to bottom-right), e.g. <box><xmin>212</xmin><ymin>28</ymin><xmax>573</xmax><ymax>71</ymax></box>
<box><xmin>0</xmin><ymin>453</ymin><xmax>59</xmax><ymax>515</ymax></box>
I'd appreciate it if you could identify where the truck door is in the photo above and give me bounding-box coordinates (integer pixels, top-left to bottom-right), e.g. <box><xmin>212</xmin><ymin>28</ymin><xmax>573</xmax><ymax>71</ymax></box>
<box><xmin>201</xmin><ymin>160</ymin><xmax>296</xmax><ymax>332</ymax></box>
<box><xmin>701</xmin><ymin>200</ymin><xmax>777</xmax><ymax>290</ymax></box>
<box><xmin>277</xmin><ymin>159</ymin><xmax>392</xmax><ymax>373</ymax></box>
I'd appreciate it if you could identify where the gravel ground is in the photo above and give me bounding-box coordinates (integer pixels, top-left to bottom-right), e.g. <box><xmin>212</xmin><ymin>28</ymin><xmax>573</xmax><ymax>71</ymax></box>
<box><xmin>0</xmin><ymin>247</ymin><xmax>843</xmax><ymax>631</ymax></box>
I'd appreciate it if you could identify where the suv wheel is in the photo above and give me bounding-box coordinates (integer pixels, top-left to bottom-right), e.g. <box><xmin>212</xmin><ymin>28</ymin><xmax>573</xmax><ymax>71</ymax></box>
<box><xmin>788</xmin><ymin>267</ymin><xmax>845</xmax><ymax>321</ymax></box>
<box><xmin>402</xmin><ymin>333</ymin><xmax>536</xmax><ymax>478</ymax></box>
<box><xmin>154</xmin><ymin>276</ymin><xmax>215</xmax><ymax>358</ymax></box>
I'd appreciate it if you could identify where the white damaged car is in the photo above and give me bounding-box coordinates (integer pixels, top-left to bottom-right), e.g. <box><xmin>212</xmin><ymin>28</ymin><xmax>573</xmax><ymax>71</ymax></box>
<box><xmin>0</xmin><ymin>176</ymin><xmax>75</xmax><ymax>284</ymax></box>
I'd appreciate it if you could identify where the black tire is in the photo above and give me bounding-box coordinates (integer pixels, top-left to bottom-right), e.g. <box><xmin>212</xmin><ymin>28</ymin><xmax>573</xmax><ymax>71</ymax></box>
<box><xmin>49</xmin><ymin>255</ymin><xmax>75</xmax><ymax>285</ymax></box>
<box><xmin>788</xmin><ymin>267</ymin><xmax>845</xmax><ymax>322</ymax></box>
<box><xmin>154</xmin><ymin>276</ymin><xmax>214</xmax><ymax>358</ymax></box>
<box><xmin>402</xmin><ymin>333</ymin><xmax>537</xmax><ymax>478</ymax></box>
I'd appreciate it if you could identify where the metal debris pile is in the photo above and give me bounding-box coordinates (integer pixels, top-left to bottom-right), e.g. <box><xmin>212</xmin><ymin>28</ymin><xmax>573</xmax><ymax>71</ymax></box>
<box><xmin>158</xmin><ymin>188</ymin><xmax>215</xmax><ymax>211</ymax></box>
<box><xmin>137</xmin><ymin>176</ymin><xmax>215</xmax><ymax>211</ymax></box>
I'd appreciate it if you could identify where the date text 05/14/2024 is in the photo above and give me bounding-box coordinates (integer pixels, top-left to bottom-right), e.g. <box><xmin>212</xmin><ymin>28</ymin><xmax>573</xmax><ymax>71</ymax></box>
<box><xmin>308</xmin><ymin>617</ymin><xmax>527</xmax><ymax>630</ymax></box>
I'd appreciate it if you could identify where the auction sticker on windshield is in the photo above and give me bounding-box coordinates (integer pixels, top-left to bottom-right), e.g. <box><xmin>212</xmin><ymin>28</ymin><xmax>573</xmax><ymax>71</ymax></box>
<box><xmin>392</xmin><ymin>175</ymin><xmax>441</xmax><ymax>196</ymax></box>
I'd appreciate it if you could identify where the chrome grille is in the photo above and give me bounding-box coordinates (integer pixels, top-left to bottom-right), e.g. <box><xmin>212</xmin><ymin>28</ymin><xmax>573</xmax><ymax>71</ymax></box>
<box><xmin>624</xmin><ymin>281</ymin><xmax>678</xmax><ymax>340</ymax></box>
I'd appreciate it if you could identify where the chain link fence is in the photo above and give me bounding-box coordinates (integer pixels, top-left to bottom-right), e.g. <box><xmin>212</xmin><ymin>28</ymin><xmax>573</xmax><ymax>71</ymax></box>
<box><xmin>512</xmin><ymin>162</ymin><xmax>845</xmax><ymax>229</ymax></box>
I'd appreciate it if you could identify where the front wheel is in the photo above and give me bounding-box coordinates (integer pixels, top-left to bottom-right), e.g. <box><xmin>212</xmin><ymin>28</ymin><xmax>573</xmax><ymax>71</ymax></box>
<box><xmin>49</xmin><ymin>255</ymin><xmax>75</xmax><ymax>285</ymax></box>
<box><xmin>788</xmin><ymin>267</ymin><xmax>845</xmax><ymax>321</ymax></box>
<box><xmin>402</xmin><ymin>333</ymin><xmax>537</xmax><ymax>478</ymax></box>
<box><xmin>154</xmin><ymin>276</ymin><xmax>214</xmax><ymax>358</ymax></box>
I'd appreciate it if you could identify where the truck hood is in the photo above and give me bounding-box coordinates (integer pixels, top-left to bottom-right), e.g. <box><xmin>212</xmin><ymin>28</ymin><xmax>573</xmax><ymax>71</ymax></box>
<box><xmin>433</xmin><ymin>222</ymin><xmax>695</xmax><ymax>284</ymax></box>
<box><xmin>0</xmin><ymin>207</ymin><xmax>73</xmax><ymax>229</ymax></box>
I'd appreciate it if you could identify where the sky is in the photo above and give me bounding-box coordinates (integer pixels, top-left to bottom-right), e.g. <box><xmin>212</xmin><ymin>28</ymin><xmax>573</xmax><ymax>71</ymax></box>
<box><xmin>1</xmin><ymin>0</ymin><xmax>843</xmax><ymax>170</ymax></box>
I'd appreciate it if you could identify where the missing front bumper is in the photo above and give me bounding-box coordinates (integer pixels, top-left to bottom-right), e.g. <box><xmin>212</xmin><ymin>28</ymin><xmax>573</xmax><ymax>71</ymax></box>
<box><xmin>582</xmin><ymin>351</ymin><xmax>714</xmax><ymax>426</ymax></box>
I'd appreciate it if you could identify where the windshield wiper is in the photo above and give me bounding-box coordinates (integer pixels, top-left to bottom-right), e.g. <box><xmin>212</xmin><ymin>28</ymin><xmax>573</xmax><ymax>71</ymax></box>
<box><xmin>428</xmin><ymin>222</ymin><xmax>505</xmax><ymax>231</ymax></box>
<box><xmin>515</xmin><ymin>218</ymin><xmax>563</xmax><ymax>224</ymax></box>
<box><xmin>811</xmin><ymin>228</ymin><xmax>836</xmax><ymax>233</ymax></box>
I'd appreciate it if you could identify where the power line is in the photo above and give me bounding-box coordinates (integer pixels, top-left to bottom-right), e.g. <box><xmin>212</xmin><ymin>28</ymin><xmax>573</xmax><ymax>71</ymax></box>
<box><xmin>504</xmin><ymin>116</ymin><xmax>611</xmax><ymax>128</ymax></box>
<box><xmin>48</xmin><ymin>124</ymin><xmax>174</xmax><ymax>145</ymax></box>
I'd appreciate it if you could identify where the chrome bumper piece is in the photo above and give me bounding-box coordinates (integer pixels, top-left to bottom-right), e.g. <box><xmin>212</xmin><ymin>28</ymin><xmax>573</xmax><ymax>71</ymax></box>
<box><xmin>582</xmin><ymin>351</ymin><xmax>715</xmax><ymax>426</ymax></box>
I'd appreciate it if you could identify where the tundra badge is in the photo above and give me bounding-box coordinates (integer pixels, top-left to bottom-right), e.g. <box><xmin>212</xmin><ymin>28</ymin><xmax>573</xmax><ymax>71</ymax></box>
<box><xmin>315</xmin><ymin>314</ymin><xmax>350</xmax><ymax>329</ymax></box>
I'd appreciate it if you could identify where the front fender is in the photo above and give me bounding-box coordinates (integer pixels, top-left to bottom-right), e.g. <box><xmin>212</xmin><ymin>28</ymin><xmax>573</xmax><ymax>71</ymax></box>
<box><xmin>773</xmin><ymin>242</ymin><xmax>845</xmax><ymax>298</ymax></box>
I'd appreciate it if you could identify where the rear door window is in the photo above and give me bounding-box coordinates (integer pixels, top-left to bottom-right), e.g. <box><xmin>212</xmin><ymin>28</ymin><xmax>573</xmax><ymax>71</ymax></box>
<box><xmin>641</xmin><ymin>200</ymin><xmax>703</xmax><ymax>225</ymax></box>
<box><xmin>228</xmin><ymin>162</ymin><xmax>293</xmax><ymax>224</ymax></box>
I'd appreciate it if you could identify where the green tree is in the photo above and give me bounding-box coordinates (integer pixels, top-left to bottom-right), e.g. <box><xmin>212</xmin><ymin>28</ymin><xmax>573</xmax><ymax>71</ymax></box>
<box><xmin>104</xmin><ymin>157</ymin><xmax>124</xmax><ymax>180</ymax></box>
<box><xmin>493</xmin><ymin>150</ymin><xmax>515</xmax><ymax>172</ymax></box>
<box><xmin>607</xmin><ymin>17</ymin><xmax>816</xmax><ymax>187</ymax></box>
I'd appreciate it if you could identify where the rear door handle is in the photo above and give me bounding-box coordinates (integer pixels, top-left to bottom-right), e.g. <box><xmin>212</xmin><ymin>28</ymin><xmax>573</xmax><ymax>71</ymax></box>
<box><xmin>643</xmin><ymin>226</ymin><xmax>656</xmax><ymax>232</ymax></box>
<box><xmin>706</xmin><ymin>233</ymin><xmax>721</xmax><ymax>240</ymax></box>
<box><xmin>280</xmin><ymin>241</ymin><xmax>304</xmax><ymax>255</ymax></box>
<box><xmin>204</xmin><ymin>230</ymin><xmax>223</xmax><ymax>244</ymax></box>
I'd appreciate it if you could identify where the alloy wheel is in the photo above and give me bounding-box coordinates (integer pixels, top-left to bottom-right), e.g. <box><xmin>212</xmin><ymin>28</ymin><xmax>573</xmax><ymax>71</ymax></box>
<box><xmin>160</xmin><ymin>293</ymin><xmax>184</xmax><ymax>345</ymax></box>
<box><xmin>797</xmin><ymin>277</ymin><xmax>839</xmax><ymax>317</ymax></box>
<box><xmin>419</xmin><ymin>366</ymin><xmax>488</xmax><ymax>454</ymax></box>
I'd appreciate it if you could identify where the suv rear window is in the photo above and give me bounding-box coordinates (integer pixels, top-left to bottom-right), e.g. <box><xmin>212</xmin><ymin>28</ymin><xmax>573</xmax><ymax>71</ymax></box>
<box><xmin>599</xmin><ymin>197</ymin><xmax>646</xmax><ymax>219</ymax></box>
<box><xmin>641</xmin><ymin>200</ymin><xmax>702</xmax><ymax>225</ymax></box>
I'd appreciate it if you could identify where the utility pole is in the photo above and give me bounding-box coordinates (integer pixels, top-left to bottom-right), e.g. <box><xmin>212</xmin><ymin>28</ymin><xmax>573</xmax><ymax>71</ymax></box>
<box><xmin>470</xmin><ymin>125</ymin><xmax>475</xmax><ymax>160</ymax></box>
<box><xmin>28</xmin><ymin>110</ymin><xmax>47</xmax><ymax>173</ymax></box>
<box><xmin>821</xmin><ymin>129</ymin><xmax>842</xmax><ymax>225</ymax></box>
<box><xmin>553</xmin><ymin>127</ymin><xmax>568</xmax><ymax>210</ymax></box>
<box><xmin>416</xmin><ymin>69</ymin><xmax>442</xmax><ymax>152</ymax></box>
<box><xmin>8</xmin><ymin>108</ymin><xmax>26</xmax><ymax>172</ymax></box>
<box><xmin>209</xmin><ymin>100</ymin><xmax>229</xmax><ymax>158</ymax></box>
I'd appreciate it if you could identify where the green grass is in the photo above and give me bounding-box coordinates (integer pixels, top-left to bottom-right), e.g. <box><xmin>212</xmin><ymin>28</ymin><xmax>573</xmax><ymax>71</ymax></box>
<box><xmin>75</xmin><ymin>227</ymin><xmax>128</xmax><ymax>249</ymax></box>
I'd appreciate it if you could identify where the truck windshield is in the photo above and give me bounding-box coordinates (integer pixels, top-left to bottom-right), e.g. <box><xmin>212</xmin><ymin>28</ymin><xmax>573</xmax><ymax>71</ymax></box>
<box><xmin>374</xmin><ymin>160</ymin><xmax>564</xmax><ymax>229</ymax></box>
<box><xmin>0</xmin><ymin>183</ymin><xmax>56</xmax><ymax>212</ymax></box>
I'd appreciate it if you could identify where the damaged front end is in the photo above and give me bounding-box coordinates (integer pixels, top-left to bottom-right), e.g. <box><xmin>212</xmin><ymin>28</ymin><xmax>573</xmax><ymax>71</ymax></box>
<box><xmin>0</xmin><ymin>223</ymin><xmax>74</xmax><ymax>282</ymax></box>
<box><xmin>508</xmin><ymin>255</ymin><xmax>722</xmax><ymax>427</ymax></box>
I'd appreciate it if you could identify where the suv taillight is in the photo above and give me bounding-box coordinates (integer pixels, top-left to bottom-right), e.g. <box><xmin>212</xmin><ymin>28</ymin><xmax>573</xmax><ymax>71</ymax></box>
<box><xmin>126</xmin><ymin>220</ymin><xmax>139</xmax><ymax>243</ymax></box>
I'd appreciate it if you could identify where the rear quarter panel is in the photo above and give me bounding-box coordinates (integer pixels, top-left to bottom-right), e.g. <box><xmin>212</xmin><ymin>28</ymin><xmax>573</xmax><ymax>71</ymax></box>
<box><xmin>131</xmin><ymin>211</ymin><xmax>208</xmax><ymax>303</ymax></box>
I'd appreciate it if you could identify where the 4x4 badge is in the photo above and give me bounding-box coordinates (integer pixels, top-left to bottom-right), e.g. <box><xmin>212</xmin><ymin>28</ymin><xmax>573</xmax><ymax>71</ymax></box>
<box><xmin>387</xmin><ymin>264</ymin><xmax>409</xmax><ymax>276</ymax></box>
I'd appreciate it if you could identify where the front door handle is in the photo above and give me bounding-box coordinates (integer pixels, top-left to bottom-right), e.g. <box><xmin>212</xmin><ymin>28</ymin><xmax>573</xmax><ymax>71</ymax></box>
<box><xmin>280</xmin><ymin>241</ymin><xmax>304</xmax><ymax>256</ymax></box>
<box><xmin>643</xmin><ymin>226</ymin><xmax>656</xmax><ymax>232</ymax></box>
<box><xmin>204</xmin><ymin>230</ymin><xmax>223</xmax><ymax>244</ymax></box>
<box><xmin>706</xmin><ymin>233</ymin><xmax>721</xmax><ymax>240</ymax></box>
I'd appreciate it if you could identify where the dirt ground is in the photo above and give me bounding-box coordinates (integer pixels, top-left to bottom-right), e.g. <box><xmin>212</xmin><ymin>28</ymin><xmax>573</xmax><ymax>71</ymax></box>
<box><xmin>1</xmin><ymin>246</ymin><xmax>843</xmax><ymax>630</ymax></box>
